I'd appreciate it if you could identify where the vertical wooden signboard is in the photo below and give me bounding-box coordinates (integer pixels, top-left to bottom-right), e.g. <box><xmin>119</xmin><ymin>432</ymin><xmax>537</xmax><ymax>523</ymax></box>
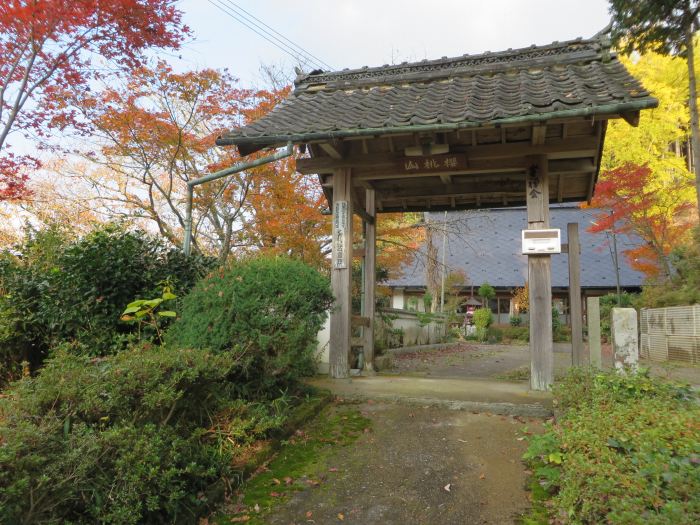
<box><xmin>330</xmin><ymin>169</ymin><xmax>353</xmax><ymax>378</ymax></box>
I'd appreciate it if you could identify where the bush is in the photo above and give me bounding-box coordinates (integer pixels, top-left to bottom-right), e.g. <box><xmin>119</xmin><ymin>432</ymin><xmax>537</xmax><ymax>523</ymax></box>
<box><xmin>166</xmin><ymin>256</ymin><xmax>333</xmax><ymax>398</ymax></box>
<box><xmin>523</xmin><ymin>369</ymin><xmax>699</xmax><ymax>524</ymax></box>
<box><xmin>0</xmin><ymin>345</ymin><xmax>280</xmax><ymax>524</ymax></box>
<box><xmin>478</xmin><ymin>282</ymin><xmax>495</xmax><ymax>304</ymax></box>
<box><xmin>472</xmin><ymin>307</ymin><xmax>492</xmax><ymax>342</ymax></box>
<box><xmin>598</xmin><ymin>292</ymin><xmax>636</xmax><ymax>340</ymax></box>
<box><xmin>502</xmin><ymin>325</ymin><xmax>529</xmax><ymax>343</ymax></box>
<box><xmin>0</xmin><ymin>225</ymin><xmax>213</xmax><ymax>377</ymax></box>
<box><xmin>641</xmin><ymin>227</ymin><xmax>700</xmax><ymax>307</ymax></box>
<box><xmin>509</xmin><ymin>315</ymin><xmax>522</xmax><ymax>326</ymax></box>
<box><xmin>486</xmin><ymin>326</ymin><xmax>503</xmax><ymax>343</ymax></box>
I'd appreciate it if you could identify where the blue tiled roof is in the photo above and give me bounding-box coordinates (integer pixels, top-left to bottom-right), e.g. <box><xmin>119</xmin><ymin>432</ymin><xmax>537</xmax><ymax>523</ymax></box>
<box><xmin>387</xmin><ymin>206</ymin><xmax>646</xmax><ymax>289</ymax></box>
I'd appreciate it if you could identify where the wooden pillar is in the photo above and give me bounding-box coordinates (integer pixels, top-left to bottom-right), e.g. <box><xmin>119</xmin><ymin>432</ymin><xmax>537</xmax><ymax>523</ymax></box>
<box><xmin>587</xmin><ymin>296</ymin><xmax>602</xmax><ymax>368</ymax></box>
<box><xmin>527</xmin><ymin>155</ymin><xmax>553</xmax><ymax>391</ymax></box>
<box><xmin>363</xmin><ymin>188</ymin><xmax>376</xmax><ymax>373</ymax></box>
<box><xmin>329</xmin><ymin>168</ymin><xmax>353</xmax><ymax>378</ymax></box>
<box><xmin>567</xmin><ymin>223</ymin><xmax>584</xmax><ymax>366</ymax></box>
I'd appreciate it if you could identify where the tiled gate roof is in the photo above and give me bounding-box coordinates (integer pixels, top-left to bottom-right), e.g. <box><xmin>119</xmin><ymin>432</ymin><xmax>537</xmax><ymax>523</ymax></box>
<box><xmin>218</xmin><ymin>36</ymin><xmax>656</xmax><ymax>151</ymax></box>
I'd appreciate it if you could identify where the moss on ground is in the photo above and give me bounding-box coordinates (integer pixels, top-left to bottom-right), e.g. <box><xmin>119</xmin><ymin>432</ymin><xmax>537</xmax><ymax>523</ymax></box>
<box><xmin>215</xmin><ymin>402</ymin><xmax>371</xmax><ymax>524</ymax></box>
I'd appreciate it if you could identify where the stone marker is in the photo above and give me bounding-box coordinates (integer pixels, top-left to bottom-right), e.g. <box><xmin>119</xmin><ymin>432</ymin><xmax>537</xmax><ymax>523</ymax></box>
<box><xmin>587</xmin><ymin>297</ymin><xmax>602</xmax><ymax>368</ymax></box>
<box><xmin>611</xmin><ymin>307</ymin><xmax>639</xmax><ymax>372</ymax></box>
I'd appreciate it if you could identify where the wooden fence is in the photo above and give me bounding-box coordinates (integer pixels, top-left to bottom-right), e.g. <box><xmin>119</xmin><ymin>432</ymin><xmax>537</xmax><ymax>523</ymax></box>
<box><xmin>640</xmin><ymin>305</ymin><xmax>700</xmax><ymax>364</ymax></box>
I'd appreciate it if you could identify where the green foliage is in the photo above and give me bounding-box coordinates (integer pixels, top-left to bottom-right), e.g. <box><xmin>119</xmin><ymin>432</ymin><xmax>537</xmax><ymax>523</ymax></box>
<box><xmin>120</xmin><ymin>281</ymin><xmax>177</xmax><ymax>345</ymax></box>
<box><xmin>642</xmin><ymin>226</ymin><xmax>700</xmax><ymax>307</ymax></box>
<box><xmin>523</xmin><ymin>368</ymin><xmax>699</xmax><ymax>524</ymax></box>
<box><xmin>486</xmin><ymin>326</ymin><xmax>503</xmax><ymax>343</ymax></box>
<box><xmin>0</xmin><ymin>345</ymin><xmax>293</xmax><ymax>524</ymax></box>
<box><xmin>598</xmin><ymin>292</ymin><xmax>636</xmax><ymax>339</ymax></box>
<box><xmin>472</xmin><ymin>307</ymin><xmax>492</xmax><ymax>341</ymax></box>
<box><xmin>166</xmin><ymin>256</ymin><xmax>333</xmax><ymax>398</ymax></box>
<box><xmin>502</xmin><ymin>325</ymin><xmax>529</xmax><ymax>343</ymax></box>
<box><xmin>422</xmin><ymin>292</ymin><xmax>433</xmax><ymax>312</ymax></box>
<box><xmin>509</xmin><ymin>315</ymin><xmax>522</xmax><ymax>326</ymax></box>
<box><xmin>0</xmin><ymin>225</ymin><xmax>213</xmax><ymax>378</ymax></box>
<box><xmin>478</xmin><ymin>282</ymin><xmax>495</xmax><ymax>305</ymax></box>
<box><xmin>610</xmin><ymin>0</ymin><xmax>697</xmax><ymax>57</ymax></box>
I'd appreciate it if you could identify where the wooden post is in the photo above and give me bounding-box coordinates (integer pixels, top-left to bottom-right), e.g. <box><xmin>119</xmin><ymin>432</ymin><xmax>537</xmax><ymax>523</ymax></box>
<box><xmin>567</xmin><ymin>223</ymin><xmax>584</xmax><ymax>366</ymax></box>
<box><xmin>330</xmin><ymin>168</ymin><xmax>353</xmax><ymax>378</ymax></box>
<box><xmin>363</xmin><ymin>188</ymin><xmax>376</xmax><ymax>373</ymax></box>
<box><xmin>527</xmin><ymin>155</ymin><xmax>553</xmax><ymax>391</ymax></box>
<box><xmin>587</xmin><ymin>296</ymin><xmax>602</xmax><ymax>368</ymax></box>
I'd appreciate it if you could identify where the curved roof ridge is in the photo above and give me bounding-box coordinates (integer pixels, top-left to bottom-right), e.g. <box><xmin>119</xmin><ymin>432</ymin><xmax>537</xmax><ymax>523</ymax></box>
<box><xmin>294</xmin><ymin>36</ymin><xmax>607</xmax><ymax>91</ymax></box>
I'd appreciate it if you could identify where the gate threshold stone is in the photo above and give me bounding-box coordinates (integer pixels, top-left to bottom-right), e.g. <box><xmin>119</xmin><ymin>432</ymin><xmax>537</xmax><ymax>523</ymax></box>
<box><xmin>309</xmin><ymin>376</ymin><xmax>553</xmax><ymax>418</ymax></box>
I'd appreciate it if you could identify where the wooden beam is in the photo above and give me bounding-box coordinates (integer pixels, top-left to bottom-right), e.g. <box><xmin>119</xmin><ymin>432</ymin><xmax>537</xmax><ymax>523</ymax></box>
<box><xmin>557</xmin><ymin>173</ymin><xmax>564</xmax><ymax>202</ymax></box>
<box><xmin>329</xmin><ymin>168</ymin><xmax>353</xmax><ymax>378</ymax></box>
<box><xmin>374</xmin><ymin>177</ymin><xmax>527</xmax><ymax>199</ymax></box>
<box><xmin>568</xmin><ymin>223</ymin><xmax>584</xmax><ymax>366</ymax></box>
<box><xmin>353</xmin><ymin>157</ymin><xmax>595</xmax><ymax>183</ymax></box>
<box><xmin>296</xmin><ymin>137</ymin><xmax>599</xmax><ymax>174</ymax></box>
<box><xmin>353</xmin><ymin>202</ymin><xmax>375</xmax><ymax>225</ymax></box>
<box><xmin>527</xmin><ymin>154</ymin><xmax>553</xmax><ymax>391</ymax></box>
<box><xmin>363</xmin><ymin>188</ymin><xmax>376</xmax><ymax>373</ymax></box>
<box><xmin>319</xmin><ymin>141</ymin><xmax>345</xmax><ymax>159</ymax></box>
<box><xmin>620</xmin><ymin>111</ymin><xmax>640</xmax><ymax>127</ymax></box>
<box><xmin>531</xmin><ymin>124</ymin><xmax>547</xmax><ymax>145</ymax></box>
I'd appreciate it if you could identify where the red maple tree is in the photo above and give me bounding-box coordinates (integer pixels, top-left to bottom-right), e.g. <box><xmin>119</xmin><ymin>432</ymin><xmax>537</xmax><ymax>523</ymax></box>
<box><xmin>588</xmin><ymin>163</ymin><xmax>695</xmax><ymax>280</ymax></box>
<box><xmin>0</xmin><ymin>0</ymin><xmax>188</xmax><ymax>200</ymax></box>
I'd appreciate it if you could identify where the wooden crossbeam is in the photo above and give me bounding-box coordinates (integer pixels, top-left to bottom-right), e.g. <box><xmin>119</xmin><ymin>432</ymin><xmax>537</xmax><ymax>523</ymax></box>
<box><xmin>319</xmin><ymin>141</ymin><xmax>346</xmax><ymax>159</ymax></box>
<box><xmin>296</xmin><ymin>137</ymin><xmax>599</xmax><ymax>174</ymax></box>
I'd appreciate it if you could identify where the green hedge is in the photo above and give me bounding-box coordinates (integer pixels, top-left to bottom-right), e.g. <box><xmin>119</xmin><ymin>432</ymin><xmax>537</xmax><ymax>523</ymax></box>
<box><xmin>0</xmin><ymin>225</ymin><xmax>212</xmax><ymax>378</ymax></box>
<box><xmin>523</xmin><ymin>369</ymin><xmax>699</xmax><ymax>524</ymax></box>
<box><xmin>166</xmin><ymin>256</ymin><xmax>333</xmax><ymax>398</ymax></box>
<box><xmin>0</xmin><ymin>344</ymin><xmax>300</xmax><ymax>524</ymax></box>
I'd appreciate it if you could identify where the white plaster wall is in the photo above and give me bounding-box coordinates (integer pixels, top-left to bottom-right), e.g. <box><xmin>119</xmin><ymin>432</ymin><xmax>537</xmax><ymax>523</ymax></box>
<box><xmin>391</xmin><ymin>288</ymin><xmax>405</xmax><ymax>310</ymax></box>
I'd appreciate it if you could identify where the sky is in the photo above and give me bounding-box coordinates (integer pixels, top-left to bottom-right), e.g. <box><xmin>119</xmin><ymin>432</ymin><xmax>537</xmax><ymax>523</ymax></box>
<box><xmin>175</xmin><ymin>0</ymin><xmax>613</xmax><ymax>87</ymax></box>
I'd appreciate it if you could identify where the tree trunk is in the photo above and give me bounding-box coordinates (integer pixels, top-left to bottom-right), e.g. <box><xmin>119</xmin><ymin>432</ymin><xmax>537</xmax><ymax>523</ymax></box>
<box><xmin>424</xmin><ymin>213</ymin><xmax>440</xmax><ymax>313</ymax></box>
<box><xmin>685</xmin><ymin>29</ymin><xmax>700</xmax><ymax>213</ymax></box>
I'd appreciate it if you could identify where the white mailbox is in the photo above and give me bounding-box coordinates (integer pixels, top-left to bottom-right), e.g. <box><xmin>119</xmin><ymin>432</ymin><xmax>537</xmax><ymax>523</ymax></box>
<box><xmin>522</xmin><ymin>229</ymin><xmax>561</xmax><ymax>254</ymax></box>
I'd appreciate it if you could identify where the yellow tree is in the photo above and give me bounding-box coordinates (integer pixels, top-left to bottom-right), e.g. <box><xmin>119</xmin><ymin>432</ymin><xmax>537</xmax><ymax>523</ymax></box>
<box><xmin>603</xmin><ymin>51</ymin><xmax>694</xmax><ymax>197</ymax></box>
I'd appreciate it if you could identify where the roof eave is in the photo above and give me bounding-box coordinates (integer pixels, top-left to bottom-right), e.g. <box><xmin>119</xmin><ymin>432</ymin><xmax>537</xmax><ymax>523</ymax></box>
<box><xmin>216</xmin><ymin>98</ymin><xmax>659</xmax><ymax>152</ymax></box>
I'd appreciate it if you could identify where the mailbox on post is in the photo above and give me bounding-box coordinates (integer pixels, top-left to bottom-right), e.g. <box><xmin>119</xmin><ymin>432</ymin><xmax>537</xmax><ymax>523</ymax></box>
<box><xmin>522</xmin><ymin>229</ymin><xmax>561</xmax><ymax>254</ymax></box>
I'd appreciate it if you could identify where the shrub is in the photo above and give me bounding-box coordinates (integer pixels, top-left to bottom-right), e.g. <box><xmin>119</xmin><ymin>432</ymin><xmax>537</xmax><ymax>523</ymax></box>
<box><xmin>0</xmin><ymin>225</ymin><xmax>213</xmax><ymax>378</ymax></box>
<box><xmin>509</xmin><ymin>315</ymin><xmax>522</xmax><ymax>326</ymax></box>
<box><xmin>0</xmin><ymin>345</ymin><xmax>264</xmax><ymax>524</ymax></box>
<box><xmin>472</xmin><ymin>307</ymin><xmax>492</xmax><ymax>342</ymax></box>
<box><xmin>166</xmin><ymin>256</ymin><xmax>333</xmax><ymax>398</ymax></box>
<box><xmin>523</xmin><ymin>369</ymin><xmax>699</xmax><ymax>524</ymax></box>
<box><xmin>502</xmin><ymin>326</ymin><xmax>529</xmax><ymax>343</ymax></box>
<box><xmin>478</xmin><ymin>282</ymin><xmax>495</xmax><ymax>306</ymax></box>
<box><xmin>641</xmin><ymin>226</ymin><xmax>700</xmax><ymax>307</ymax></box>
<box><xmin>486</xmin><ymin>326</ymin><xmax>503</xmax><ymax>343</ymax></box>
<box><xmin>598</xmin><ymin>292</ymin><xmax>636</xmax><ymax>340</ymax></box>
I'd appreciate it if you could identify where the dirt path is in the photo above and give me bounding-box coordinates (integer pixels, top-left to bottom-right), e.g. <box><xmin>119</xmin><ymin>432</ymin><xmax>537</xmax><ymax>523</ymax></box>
<box><xmin>264</xmin><ymin>401</ymin><xmax>542</xmax><ymax>525</ymax></box>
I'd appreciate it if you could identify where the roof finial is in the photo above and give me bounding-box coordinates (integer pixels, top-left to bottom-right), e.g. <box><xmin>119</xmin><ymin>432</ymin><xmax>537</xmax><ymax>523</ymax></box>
<box><xmin>594</xmin><ymin>19</ymin><xmax>613</xmax><ymax>63</ymax></box>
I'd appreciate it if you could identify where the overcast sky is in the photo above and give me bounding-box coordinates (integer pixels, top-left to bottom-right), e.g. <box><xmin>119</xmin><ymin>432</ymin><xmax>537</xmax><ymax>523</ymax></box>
<box><xmin>176</xmin><ymin>0</ymin><xmax>612</xmax><ymax>86</ymax></box>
